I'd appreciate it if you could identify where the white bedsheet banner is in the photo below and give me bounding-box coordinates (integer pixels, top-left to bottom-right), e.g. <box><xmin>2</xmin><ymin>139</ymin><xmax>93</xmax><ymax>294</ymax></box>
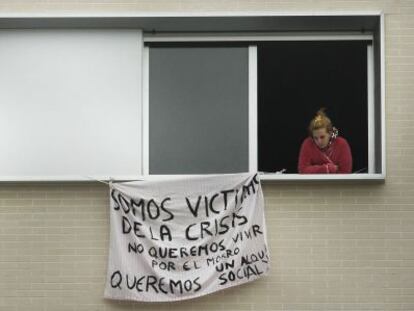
<box><xmin>104</xmin><ymin>173</ymin><xmax>270</xmax><ymax>302</ymax></box>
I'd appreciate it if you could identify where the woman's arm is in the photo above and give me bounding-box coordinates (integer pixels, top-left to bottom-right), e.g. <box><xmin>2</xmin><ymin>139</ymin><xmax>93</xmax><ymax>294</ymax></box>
<box><xmin>298</xmin><ymin>140</ymin><xmax>335</xmax><ymax>174</ymax></box>
<box><xmin>299</xmin><ymin>163</ymin><xmax>334</xmax><ymax>174</ymax></box>
<box><xmin>336</xmin><ymin>139</ymin><xmax>353</xmax><ymax>173</ymax></box>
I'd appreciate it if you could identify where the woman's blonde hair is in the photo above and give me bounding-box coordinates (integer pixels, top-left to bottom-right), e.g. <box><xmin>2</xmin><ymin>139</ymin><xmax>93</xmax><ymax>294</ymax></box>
<box><xmin>308</xmin><ymin>108</ymin><xmax>333</xmax><ymax>136</ymax></box>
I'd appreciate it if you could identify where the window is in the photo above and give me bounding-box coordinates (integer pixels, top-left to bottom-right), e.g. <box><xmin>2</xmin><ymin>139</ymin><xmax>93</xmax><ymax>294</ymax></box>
<box><xmin>0</xmin><ymin>13</ymin><xmax>384</xmax><ymax>181</ymax></box>
<box><xmin>258</xmin><ymin>41</ymin><xmax>370</xmax><ymax>175</ymax></box>
<box><xmin>144</xmin><ymin>44</ymin><xmax>250</xmax><ymax>174</ymax></box>
<box><xmin>143</xmin><ymin>31</ymin><xmax>383</xmax><ymax>180</ymax></box>
<box><xmin>0</xmin><ymin>29</ymin><xmax>143</xmax><ymax>181</ymax></box>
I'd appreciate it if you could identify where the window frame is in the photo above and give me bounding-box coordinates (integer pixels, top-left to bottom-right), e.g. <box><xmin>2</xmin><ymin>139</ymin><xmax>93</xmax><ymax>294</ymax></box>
<box><xmin>0</xmin><ymin>12</ymin><xmax>385</xmax><ymax>182</ymax></box>
<box><xmin>142</xmin><ymin>32</ymin><xmax>385</xmax><ymax>181</ymax></box>
<box><xmin>142</xmin><ymin>43</ymin><xmax>257</xmax><ymax>176</ymax></box>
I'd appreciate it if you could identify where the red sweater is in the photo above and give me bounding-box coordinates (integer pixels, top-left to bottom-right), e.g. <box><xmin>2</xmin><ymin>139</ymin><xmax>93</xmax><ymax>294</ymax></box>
<box><xmin>298</xmin><ymin>136</ymin><xmax>352</xmax><ymax>174</ymax></box>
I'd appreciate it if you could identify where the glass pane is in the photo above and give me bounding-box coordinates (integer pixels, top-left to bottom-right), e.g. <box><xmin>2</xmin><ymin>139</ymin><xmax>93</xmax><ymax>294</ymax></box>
<box><xmin>149</xmin><ymin>46</ymin><xmax>249</xmax><ymax>174</ymax></box>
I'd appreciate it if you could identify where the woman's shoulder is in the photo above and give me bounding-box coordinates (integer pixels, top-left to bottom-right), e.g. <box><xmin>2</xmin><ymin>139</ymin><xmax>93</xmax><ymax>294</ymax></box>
<box><xmin>300</xmin><ymin>137</ymin><xmax>314</xmax><ymax>148</ymax></box>
<box><xmin>334</xmin><ymin>136</ymin><xmax>351</xmax><ymax>147</ymax></box>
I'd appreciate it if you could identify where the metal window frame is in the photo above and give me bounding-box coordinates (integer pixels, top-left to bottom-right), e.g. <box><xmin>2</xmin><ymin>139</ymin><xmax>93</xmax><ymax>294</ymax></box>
<box><xmin>142</xmin><ymin>31</ymin><xmax>383</xmax><ymax>181</ymax></box>
<box><xmin>0</xmin><ymin>12</ymin><xmax>385</xmax><ymax>182</ymax></box>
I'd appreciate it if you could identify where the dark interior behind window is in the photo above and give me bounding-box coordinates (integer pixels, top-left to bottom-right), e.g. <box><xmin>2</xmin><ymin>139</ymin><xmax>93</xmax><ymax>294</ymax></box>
<box><xmin>258</xmin><ymin>41</ymin><xmax>368</xmax><ymax>174</ymax></box>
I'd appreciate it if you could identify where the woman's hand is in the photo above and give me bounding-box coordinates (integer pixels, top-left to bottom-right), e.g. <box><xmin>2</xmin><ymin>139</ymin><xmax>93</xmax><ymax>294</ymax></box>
<box><xmin>326</xmin><ymin>163</ymin><xmax>338</xmax><ymax>173</ymax></box>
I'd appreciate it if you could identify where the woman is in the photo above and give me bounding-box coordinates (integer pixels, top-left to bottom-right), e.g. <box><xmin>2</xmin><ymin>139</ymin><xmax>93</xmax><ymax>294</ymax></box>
<box><xmin>298</xmin><ymin>109</ymin><xmax>352</xmax><ymax>174</ymax></box>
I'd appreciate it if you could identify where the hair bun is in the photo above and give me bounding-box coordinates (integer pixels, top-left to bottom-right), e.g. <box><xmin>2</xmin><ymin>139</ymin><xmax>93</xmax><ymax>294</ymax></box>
<box><xmin>308</xmin><ymin>108</ymin><xmax>333</xmax><ymax>135</ymax></box>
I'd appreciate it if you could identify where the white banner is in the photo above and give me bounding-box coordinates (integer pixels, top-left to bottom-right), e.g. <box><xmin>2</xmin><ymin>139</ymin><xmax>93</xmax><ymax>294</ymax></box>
<box><xmin>104</xmin><ymin>173</ymin><xmax>270</xmax><ymax>302</ymax></box>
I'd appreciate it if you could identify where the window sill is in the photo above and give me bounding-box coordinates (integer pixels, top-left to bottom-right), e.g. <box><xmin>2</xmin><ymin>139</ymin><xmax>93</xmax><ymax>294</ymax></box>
<box><xmin>0</xmin><ymin>173</ymin><xmax>385</xmax><ymax>183</ymax></box>
<box><xmin>259</xmin><ymin>173</ymin><xmax>385</xmax><ymax>181</ymax></box>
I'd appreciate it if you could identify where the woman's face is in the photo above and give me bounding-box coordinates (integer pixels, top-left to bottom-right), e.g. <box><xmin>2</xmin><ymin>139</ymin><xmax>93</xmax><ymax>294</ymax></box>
<box><xmin>312</xmin><ymin>128</ymin><xmax>330</xmax><ymax>149</ymax></box>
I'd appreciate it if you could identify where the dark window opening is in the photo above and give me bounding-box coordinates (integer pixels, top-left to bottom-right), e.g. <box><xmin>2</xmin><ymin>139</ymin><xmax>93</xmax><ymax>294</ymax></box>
<box><xmin>258</xmin><ymin>41</ymin><xmax>369</xmax><ymax>174</ymax></box>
